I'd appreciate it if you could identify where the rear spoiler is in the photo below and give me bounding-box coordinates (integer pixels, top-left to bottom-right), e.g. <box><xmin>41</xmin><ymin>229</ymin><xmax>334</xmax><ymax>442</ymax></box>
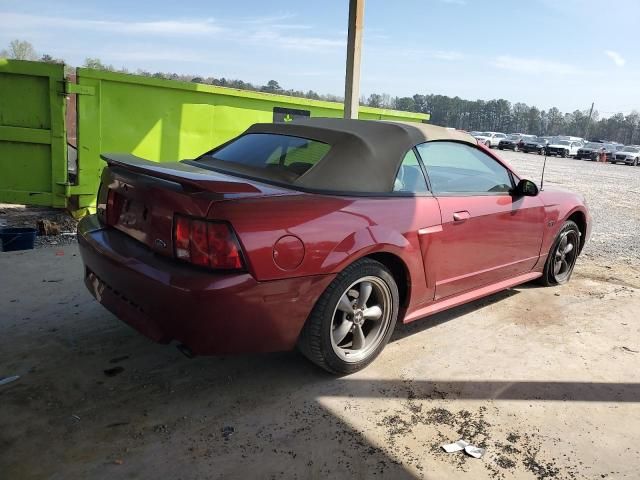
<box><xmin>100</xmin><ymin>153</ymin><xmax>261</xmax><ymax>194</ymax></box>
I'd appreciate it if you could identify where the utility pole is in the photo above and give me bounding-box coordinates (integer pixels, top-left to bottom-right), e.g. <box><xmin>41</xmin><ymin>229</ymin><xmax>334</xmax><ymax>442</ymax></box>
<box><xmin>585</xmin><ymin>102</ymin><xmax>594</xmax><ymax>139</ymax></box>
<box><xmin>344</xmin><ymin>0</ymin><xmax>365</xmax><ymax>119</ymax></box>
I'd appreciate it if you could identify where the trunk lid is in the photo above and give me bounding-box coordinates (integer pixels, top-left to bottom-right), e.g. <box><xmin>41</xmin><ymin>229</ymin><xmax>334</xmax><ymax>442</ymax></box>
<box><xmin>99</xmin><ymin>153</ymin><xmax>291</xmax><ymax>257</ymax></box>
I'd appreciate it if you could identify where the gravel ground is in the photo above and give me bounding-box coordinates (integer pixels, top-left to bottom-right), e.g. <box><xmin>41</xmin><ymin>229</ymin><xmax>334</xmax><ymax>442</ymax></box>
<box><xmin>497</xmin><ymin>150</ymin><xmax>640</xmax><ymax>264</ymax></box>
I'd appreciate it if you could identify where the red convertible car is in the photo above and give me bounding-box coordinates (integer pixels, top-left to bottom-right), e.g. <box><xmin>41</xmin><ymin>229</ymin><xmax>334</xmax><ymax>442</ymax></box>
<box><xmin>78</xmin><ymin>118</ymin><xmax>591</xmax><ymax>374</ymax></box>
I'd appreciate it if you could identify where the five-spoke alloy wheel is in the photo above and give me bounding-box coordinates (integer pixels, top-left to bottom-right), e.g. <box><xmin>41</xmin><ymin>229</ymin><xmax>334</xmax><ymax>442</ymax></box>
<box><xmin>540</xmin><ymin>220</ymin><xmax>580</xmax><ymax>286</ymax></box>
<box><xmin>298</xmin><ymin>258</ymin><xmax>399</xmax><ymax>374</ymax></box>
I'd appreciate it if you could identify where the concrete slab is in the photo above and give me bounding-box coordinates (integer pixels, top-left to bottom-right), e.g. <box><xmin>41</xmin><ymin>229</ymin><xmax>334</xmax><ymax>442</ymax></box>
<box><xmin>1</xmin><ymin>245</ymin><xmax>639</xmax><ymax>479</ymax></box>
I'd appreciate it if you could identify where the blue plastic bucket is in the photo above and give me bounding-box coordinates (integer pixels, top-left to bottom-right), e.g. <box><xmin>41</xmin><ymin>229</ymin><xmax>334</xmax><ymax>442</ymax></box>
<box><xmin>0</xmin><ymin>227</ymin><xmax>37</xmax><ymax>252</ymax></box>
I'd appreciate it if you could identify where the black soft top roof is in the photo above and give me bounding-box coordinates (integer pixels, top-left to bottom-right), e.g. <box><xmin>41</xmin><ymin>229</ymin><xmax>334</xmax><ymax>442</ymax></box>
<box><xmin>238</xmin><ymin>118</ymin><xmax>476</xmax><ymax>193</ymax></box>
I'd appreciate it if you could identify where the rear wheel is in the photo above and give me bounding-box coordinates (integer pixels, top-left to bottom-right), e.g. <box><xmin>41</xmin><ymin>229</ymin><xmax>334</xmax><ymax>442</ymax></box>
<box><xmin>539</xmin><ymin>220</ymin><xmax>580</xmax><ymax>286</ymax></box>
<box><xmin>485</xmin><ymin>140</ymin><xmax>491</xmax><ymax>148</ymax></box>
<box><xmin>297</xmin><ymin>258</ymin><xmax>399</xmax><ymax>375</ymax></box>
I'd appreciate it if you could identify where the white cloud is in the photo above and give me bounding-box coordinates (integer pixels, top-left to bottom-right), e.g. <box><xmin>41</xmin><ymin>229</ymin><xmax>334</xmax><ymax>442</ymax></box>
<box><xmin>245</xmin><ymin>29</ymin><xmax>344</xmax><ymax>52</ymax></box>
<box><xmin>0</xmin><ymin>12</ymin><xmax>221</xmax><ymax>36</ymax></box>
<box><xmin>604</xmin><ymin>50</ymin><xmax>625</xmax><ymax>67</ymax></box>
<box><xmin>0</xmin><ymin>11</ymin><xmax>343</xmax><ymax>54</ymax></box>
<box><xmin>491</xmin><ymin>55</ymin><xmax>581</xmax><ymax>75</ymax></box>
<box><xmin>432</xmin><ymin>50</ymin><xmax>464</xmax><ymax>61</ymax></box>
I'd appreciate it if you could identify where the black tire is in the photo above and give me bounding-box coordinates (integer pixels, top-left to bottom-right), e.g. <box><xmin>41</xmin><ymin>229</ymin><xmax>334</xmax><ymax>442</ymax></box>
<box><xmin>485</xmin><ymin>141</ymin><xmax>491</xmax><ymax>148</ymax></box>
<box><xmin>297</xmin><ymin>258</ymin><xmax>399</xmax><ymax>375</ymax></box>
<box><xmin>561</xmin><ymin>149</ymin><xmax>568</xmax><ymax>158</ymax></box>
<box><xmin>633</xmin><ymin>158</ymin><xmax>638</xmax><ymax>166</ymax></box>
<box><xmin>498</xmin><ymin>146</ymin><xmax>504</xmax><ymax>150</ymax></box>
<box><xmin>538</xmin><ymin>148</ymin><xmax>544</xmax><ymax>155</ymax></box>
<box><xmin>539</xmin><ymin>220</ymin><xmax>580</xmax><ymax>287</ymax></box>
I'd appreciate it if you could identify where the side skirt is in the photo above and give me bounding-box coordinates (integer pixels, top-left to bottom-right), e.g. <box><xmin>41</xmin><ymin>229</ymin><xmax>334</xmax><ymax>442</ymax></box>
<box><xmin>402</xmin><ymin>271</ymin><xmax>542</xmax><ymax>323</ymax></box>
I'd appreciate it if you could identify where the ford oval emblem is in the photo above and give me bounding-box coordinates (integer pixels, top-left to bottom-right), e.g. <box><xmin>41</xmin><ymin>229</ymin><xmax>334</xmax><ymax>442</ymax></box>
<box><xmin>154</xmin><ymin>238</ymin><xmax>167</xmax><ymax>249</ymax></box>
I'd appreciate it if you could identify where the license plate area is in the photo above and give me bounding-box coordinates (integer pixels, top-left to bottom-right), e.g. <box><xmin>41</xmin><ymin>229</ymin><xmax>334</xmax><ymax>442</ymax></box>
<box><xmin>108</xmin><ymin>190</ymin><xmax>152</xmax><ymax>245</ymax></box>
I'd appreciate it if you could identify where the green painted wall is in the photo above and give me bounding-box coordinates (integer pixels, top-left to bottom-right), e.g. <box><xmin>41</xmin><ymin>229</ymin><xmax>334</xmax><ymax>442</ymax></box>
<box><xmin>0</xmin><ymin>60</ymin><xmax>67</xmax><ymax>207</ymax></box>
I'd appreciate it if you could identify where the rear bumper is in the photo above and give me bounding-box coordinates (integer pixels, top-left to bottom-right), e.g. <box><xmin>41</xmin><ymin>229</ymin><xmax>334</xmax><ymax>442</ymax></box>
<box><xmin>78</xmin><ymin>215</ymin><xmax>335</xmax><ymax>355</ymax></box>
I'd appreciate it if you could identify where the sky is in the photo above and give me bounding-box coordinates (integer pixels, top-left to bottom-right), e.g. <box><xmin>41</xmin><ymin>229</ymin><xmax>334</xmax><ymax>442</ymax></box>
<box><xmin>1</xmin><ymin>0</ymin><xmax>639</xmax><ymax>116</ymax></box>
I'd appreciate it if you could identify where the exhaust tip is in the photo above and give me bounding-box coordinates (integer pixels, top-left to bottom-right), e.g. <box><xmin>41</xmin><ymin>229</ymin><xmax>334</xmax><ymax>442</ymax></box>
<box><xmin>176</xmin><ymin>343</ymin><xmax>195</xmax><ymax>359</ymax></box>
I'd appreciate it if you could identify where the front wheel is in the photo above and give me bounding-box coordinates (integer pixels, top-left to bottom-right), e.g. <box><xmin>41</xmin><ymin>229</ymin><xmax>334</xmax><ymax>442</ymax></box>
<box><xmin>539</xmin><ymin>220</ymin><xmax>580</xmax><ymax>286</ymax></box>
<box><xmin>297</xmin><ymin>258</ymin><xmax>399</xmax><ymax>374</ymax></box>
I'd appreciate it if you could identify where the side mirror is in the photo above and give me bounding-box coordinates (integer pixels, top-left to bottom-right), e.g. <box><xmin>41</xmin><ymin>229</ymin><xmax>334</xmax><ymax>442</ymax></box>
<box><xmin>513</xmin><ymin>179</ymin><xmax>539</xmax><ymax>197</ymax></box>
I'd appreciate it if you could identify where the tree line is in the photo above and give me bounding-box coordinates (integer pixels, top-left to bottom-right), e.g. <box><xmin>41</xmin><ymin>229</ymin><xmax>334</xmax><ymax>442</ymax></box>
<box><xmin>3</xmin><ymin>39</ymin><xmax>639</xmax><ymax>145</ymax></box>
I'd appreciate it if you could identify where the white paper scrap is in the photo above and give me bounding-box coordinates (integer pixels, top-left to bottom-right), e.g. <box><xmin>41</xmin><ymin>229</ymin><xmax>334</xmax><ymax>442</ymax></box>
<box><xmin>441</xmin><ymin>439</ymin><xmax>470</xmax><ymax>453</ymax></box>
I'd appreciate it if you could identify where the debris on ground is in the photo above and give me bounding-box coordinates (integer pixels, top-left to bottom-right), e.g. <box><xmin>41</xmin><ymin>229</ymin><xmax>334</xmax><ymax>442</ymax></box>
<box><xmin>0</xmin><ymin>204</ymin><xmax>79</xmax><ymax>249</ymax></box>
<box><xmin>464</xmin><ymin>445</ymin><xmax>485</xmax><ymax>458</ymax></box>
<box><xmin>0</xmin><ymin>375</ymin><xmax>20</xmax><ymax>386</ymax></box>
<box><xmin>621</xmin><ymin>346</ymin><xmax>639</xmax><ymax>354</ymax></box>
<box><xmin>441</xmin><ymin>438</ymin><xmax>485</xmax><ymax>458</ymax></box>
<box><xmin>103</xmin><ymin>366</ymin><xmax>124</xmax><ymax>377</ymax></box>
<box><xmin>37</xmin><ymin>219</ymin><xmax>61</xmax><ymax>236</ymax></box>
<box><xmin>441</xmin><ymin>439</ymin><xmax>469</xmax><ymax>453</ymax></box>
<box><xmin>222</xmin><ymin>426</ymin><xmax>235</xmax><ymax>440</ymax></box>
<box><xmin>113</xmin><ymin>459</ymin><xmax>124</xmax><ymax>465</ymax></box>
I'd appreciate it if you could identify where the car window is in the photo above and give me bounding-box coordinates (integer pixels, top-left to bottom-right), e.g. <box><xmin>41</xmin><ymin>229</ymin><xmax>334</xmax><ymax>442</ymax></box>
<box><xmin>197</xmin><ymin>133</ymin><xmax>331</xmax><ymax>184</ymax></box>
<box><xmin>416</xmin><ymin>141</ymin><xmax>513</xmax><ymax>195</ymax></box>
<box><xmin>393</xmin><ymin>149</ymin><xmax>429</xmax><ymax>194</ymax></box>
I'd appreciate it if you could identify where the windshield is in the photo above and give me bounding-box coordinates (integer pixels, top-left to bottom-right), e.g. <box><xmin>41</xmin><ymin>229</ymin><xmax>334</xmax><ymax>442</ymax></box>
<box><xmin>622</xmin><ymin>146</ymin><xmax>640</xmax><ymax>152</ymax></box>
<box><xmin>556</xmin><ymin>141</ymin><xmax>570</xmax><ymax>146</ymax></box>
<box><xmin>507</xmin><ymin>134</ymin><xmax>521</xmax><ymax>140</ymax></box>
<box><xmin>479</xmin><ymin>132</ymin><xmax>492</xmax><ymax>137</ymax></box>
<box><xmin>197</xmin><ymin>133</ymin><xmax>331</xmax><ymax>184</ymax></box>
<box><xmin>584</xmin><ymin>142</ymin><xmax>602</xmax><ymax>149</ymax></box>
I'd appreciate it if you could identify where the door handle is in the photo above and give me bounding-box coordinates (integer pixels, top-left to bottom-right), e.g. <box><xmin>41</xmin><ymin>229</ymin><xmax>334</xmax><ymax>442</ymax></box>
<box><xmin>453</xmin><ymin>211</ymin><xmax>470</xmax><ymax>222</ymax></box>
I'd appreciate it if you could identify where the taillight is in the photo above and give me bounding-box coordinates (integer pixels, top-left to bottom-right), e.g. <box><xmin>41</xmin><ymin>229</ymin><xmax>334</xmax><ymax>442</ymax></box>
<box><xmin>106</xmin><ymin>189</ymin><xmax>123</xmax><ymax>225</ymax></box>
<box><xmin>172</xmin><ymin>215</ymin><xmax>244</xmax><ymax>270</ymax></box>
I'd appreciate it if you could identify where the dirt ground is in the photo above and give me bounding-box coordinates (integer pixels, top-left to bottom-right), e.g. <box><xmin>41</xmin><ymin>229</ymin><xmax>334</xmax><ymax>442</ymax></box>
<box><xmin>1</xmin><ymin>247</ymin><xmax>639</xmax><ymax>479</ymax></box>
<box><xmin>1</xmin><ymin>152</ymin><xmax>640</xmax><ymax>479</ymax></box>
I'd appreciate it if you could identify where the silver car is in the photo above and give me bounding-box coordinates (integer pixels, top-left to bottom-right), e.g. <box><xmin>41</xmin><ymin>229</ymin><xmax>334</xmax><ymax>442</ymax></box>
<box><xmin>612</xmin><ymin>146</ymin><xmax>640</xmax><ymax>166</ymax></box>
<box><xmin>473</xmin><ymin>131</ymin><xmax>507</xmax><ymax>148</ymax></box>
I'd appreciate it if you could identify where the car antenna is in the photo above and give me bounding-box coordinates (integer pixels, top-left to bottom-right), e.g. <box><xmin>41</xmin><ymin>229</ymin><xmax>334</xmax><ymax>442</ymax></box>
<box><xmin>540</xmin><ymin>150</ymin><xmax>547</xmax><ymax>191</ymax></box>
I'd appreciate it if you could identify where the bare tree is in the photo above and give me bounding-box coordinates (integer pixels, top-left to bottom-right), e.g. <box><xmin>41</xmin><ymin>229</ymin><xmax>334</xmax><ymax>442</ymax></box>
<box><xmin>0</xmin><ymin>39</ymin><xmax>38</xmax><ymax>60</ymax></box>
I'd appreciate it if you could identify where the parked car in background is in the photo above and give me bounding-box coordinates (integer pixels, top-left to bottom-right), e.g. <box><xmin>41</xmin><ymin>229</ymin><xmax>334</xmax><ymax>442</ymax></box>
<box><xmin>612</xmin><ymin>145</ymin><xmax>640</xmax><ymax>166</ymax></box>
<box><xmin>546</xmin><ymin>140</ymin><xmax>581</xmax><ymax>158</ymax></box>
<box><xmin>520</xmin><ymin>137</ymin><xmax>548</xmax><ymax>155</ymax></box>
<box><xmin>556</xmin><ymin>136</ymin><xmax>585</xmax><ymax>145</ymax></box>
<box><xmin>498</xmin><ymin>134</ymin><xmax>525</xmax><ymax>151</ymax></box>
<box><xmin>583</xmin><ymin>143</ymin><xmax>621</xmax><ymax>162</ymax></box>
<box><xmin>77</xmin><ymin>118</ymin><xmax>591</xmax><ymax>374</ymax></box>
<box><xmin>473</xmin><ymin>131</ymin><xmax>507</xmax><ymax>148</ymax></box>
<box><xmin>575</xmin><ymin>142</ymin><xmax>603</xmax><ymax>159</ymax></box>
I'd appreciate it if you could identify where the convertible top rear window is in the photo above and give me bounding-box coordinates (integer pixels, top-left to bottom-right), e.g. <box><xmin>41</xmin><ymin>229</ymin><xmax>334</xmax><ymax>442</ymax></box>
<box><xmin>197</xmin><ymin>133</ymin><xmax>331</xmax><ymax>185</ymax></box>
